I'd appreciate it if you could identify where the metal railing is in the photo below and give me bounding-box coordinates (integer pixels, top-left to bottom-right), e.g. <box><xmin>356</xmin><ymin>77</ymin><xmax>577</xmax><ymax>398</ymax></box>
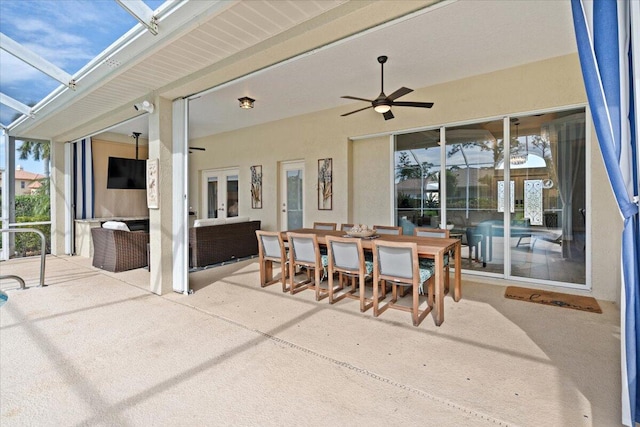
<box><xmin>0</xmin><ymin>228</ymin><xmax>47</xmax><ymax>289</ymax></box>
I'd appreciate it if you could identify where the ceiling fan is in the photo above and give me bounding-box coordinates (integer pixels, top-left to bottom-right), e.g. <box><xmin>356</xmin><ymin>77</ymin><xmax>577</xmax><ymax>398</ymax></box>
<box><xmin>341</xmin><ymin>55</ymin><xmax>433</xmax><ymax>120</ymax></box>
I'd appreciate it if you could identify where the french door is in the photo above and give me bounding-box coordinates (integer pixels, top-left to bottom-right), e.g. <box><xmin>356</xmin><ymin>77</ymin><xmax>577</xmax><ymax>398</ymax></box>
<box><xmin>201</xmin><ymin>168</ymin><xmax>239</xmax><ymax>219</ymax></box>
<box><xmin>280</xmin><ymin>161</ymin><xmax>304</xmax><ymax>230</ymax></box>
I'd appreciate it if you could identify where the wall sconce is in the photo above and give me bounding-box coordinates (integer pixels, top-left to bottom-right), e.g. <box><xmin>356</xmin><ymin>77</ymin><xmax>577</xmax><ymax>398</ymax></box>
<box><xmin>134</xmin><ymin>100</ymin><xmax>154</xmax><ymax>113</ymax></box>
<box><xmin>238</xmin><ymin>97</ymin><xmax>255</xmax><ymax>109</ymax></box>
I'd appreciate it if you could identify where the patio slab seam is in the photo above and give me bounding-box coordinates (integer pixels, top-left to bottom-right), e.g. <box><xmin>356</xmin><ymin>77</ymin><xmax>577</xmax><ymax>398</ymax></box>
<box><xmin>163</xmin><ymin>295</ymin><xmax>513</xmax><ymax>426</ymax></box>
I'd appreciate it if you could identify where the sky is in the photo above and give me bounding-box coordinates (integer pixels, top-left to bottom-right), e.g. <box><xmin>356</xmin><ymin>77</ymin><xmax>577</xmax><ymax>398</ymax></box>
<box><xmin>0</xmin><ymin>0</ymin><xmax>165</xmax><ymax>174</ymax></box>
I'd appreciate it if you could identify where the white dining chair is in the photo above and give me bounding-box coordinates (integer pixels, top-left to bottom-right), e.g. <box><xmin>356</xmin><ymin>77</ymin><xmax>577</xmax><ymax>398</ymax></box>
<box><xmin>326</xmin><ymin>235</ymin><xmax>375</xmax><ymax>312</ymax></box>
<box><xmin>313</xmin><ymin>222</ymin><xmax>337</xmax><ymax>230</ymax></box>
<box><xmin>373</xmin><ymin>225</ymin><xmax>402</xmax><ymax>235</ymax></box>
<box><xmin>414</xmin><ymin>227</ymin><xmax>451</xmax><ymax>294</ymax></box>
<box><xmin>287</xmin><ymin>232</ymin><xmax>329</xmax><ymax>301</ymax></box>
<box><xmin>372</xmin><ymin>240</ymin><xmax>434</xmax><ymax>326</ymax></box>
<box><xmin>256</xmin><ymin>230</ymin><xmax>289</xmax><ymax>292</ymax></box>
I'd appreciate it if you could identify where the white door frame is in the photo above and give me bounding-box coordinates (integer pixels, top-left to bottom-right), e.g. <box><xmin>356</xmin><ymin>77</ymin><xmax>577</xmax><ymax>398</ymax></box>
<box><xmin>279</xmin><ymin>160</ymin><xmax>305</xmax><ymax>230</ymax></box>
<box><xmin>201</xmin><ymin>167</ymin><xmax>239</xmax><ymax>219</ymax></box>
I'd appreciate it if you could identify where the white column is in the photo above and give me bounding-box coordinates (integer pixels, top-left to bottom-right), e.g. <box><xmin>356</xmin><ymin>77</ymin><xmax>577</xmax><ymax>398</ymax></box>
<box><xmin>172</xmin><ymin>98</ymin><xmax>189</xmax><ymax>294</ymax></box>
<box><xmin>0</xmin><ymin>131</ymin><xmax>15</xmax><ymax>260</ymax></box>
<box><xmin>148</xmin><ymin>96</ymin><xmax>174</xmax><ymax>295</ymax></box>
<box><xmin>64</xmin><ymin>143</ymin><xmax>74</xmax><ymax>254</ymax></box>
<box><xmin>50</xmin><ymin>139</ymin><xmax>67</xmax><ymax>255</ymax></box>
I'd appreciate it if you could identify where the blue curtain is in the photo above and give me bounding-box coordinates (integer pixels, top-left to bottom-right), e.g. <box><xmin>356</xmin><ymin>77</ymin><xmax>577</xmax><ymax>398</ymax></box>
<box><xmin>572</xmin><ymin>0</ymin><xmax>639</xmax><ymax>424</ymax></box>
<box><xmin>73</xmin><ymin>138</ymin><xmax>94</xmax><ymax>220</ymax></box>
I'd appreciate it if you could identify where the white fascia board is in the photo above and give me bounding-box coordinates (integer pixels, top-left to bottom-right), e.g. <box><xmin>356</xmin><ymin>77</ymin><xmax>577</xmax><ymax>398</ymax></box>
<box><xmin>7</xmin><ymin>0</ymin><xmax>235</xmax><ymax>138</ymax></box>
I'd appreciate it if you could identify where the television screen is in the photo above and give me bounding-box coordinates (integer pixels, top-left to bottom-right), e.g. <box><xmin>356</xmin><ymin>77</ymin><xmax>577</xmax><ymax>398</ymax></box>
<box><xmin>106</xmin><ymin>157</ymin><xmax>146</xmax><ymax>190</ymax></box>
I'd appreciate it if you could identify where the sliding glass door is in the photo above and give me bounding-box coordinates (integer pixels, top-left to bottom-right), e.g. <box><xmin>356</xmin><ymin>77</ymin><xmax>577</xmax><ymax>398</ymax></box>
<box><xmin>507</xmin><ymin>110</ymin><xmax>586</xmax><ymax>284</ymax></box>
<box><xmin>393</xmin><ymin>107</ymin><xmax>587</xmax><ymax>287</ymax></box>
<box><xmin>444</xmin><ymin>120</ymin><xmax>505</xmax><ymax>274</ymax></box>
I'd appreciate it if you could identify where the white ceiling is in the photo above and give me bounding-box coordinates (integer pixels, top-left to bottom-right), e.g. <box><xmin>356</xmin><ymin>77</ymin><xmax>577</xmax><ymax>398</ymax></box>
<box><xmin>103</xmin><ymin>0</ymin><xmax>577</xmax><ymax>141</ymax></box>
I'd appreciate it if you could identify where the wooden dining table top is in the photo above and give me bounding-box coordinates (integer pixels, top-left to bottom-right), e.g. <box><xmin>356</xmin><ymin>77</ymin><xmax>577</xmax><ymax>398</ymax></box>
<box><xmin>283</xmin><ymin>228</ymin><xmax>457</xmax><ymax>258</ymax></box>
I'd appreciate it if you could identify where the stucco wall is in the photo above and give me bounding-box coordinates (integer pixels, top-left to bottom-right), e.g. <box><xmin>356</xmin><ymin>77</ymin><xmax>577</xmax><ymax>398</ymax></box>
<box><xmin>188</xmin><ymin>53</ymin><xmax>621</xmax><ymax>302</ymax></box>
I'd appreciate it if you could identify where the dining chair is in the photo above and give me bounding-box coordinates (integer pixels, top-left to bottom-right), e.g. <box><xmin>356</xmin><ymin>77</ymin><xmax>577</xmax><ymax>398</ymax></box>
<box><xmin>340</xmin><ymin>223</ymin><xmax>355</xmax><ymax>231</ymax></box>
<box><xmin>313</xmin><ymin>222</ymin><xmax>337</xmax><ymax>230</ymax></box>
<box><xmin>373</xmin><ymin>225</ymin><xmax>402</xmax><ymax>235</ymax></box>
<box><xmin>255</xmin><ymin>230</ymin><xmax>289</xmax><ymax>292</ymax></box>
<box><xmin>414</xmin><ymin>227</ymin><xmax>451</xmax><ymax>294</ymax></box>
<box><xmin>313</xmin><ymin>222</ymin><xmax>336</xmax><ymax>257</ymax></box>
<box><xmin>325</xmin><ymin>235</ymin><xmax>376</xmax><ymax>312</ymax></box>
<box><xmin>372</xmin><ymin>240</ymin><xmax>434</xmax><ymax>326</ymax></box>
<box><xmin>286</xmin><ymin>232</ymin><xmax>329</xmax><ymax>300</ymax></box>
<box><xmin>413</xmin><ymin>227</ymin><xmax>450</xmax><ymax>238</ymax></box>
<box><xmin>465</xmin><ymin>227</ymin><xmax>483</xmax><ymax>263</ymax></box>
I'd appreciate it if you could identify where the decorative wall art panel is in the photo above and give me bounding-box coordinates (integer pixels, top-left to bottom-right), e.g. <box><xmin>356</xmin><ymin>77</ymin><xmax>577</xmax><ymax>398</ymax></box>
<box><xmin>524</xmin><ymin>179</ymin><xmax>543</xmax><ymax>225</ymax></box>
<box><xmin>497</xmin><ymin>181</ymin><xmax>515</xmax><ymax>213</ymax></box>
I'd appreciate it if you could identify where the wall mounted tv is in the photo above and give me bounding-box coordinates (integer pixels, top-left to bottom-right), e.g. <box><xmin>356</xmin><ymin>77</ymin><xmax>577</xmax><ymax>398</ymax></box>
<box><xmin>106</xmin><ymin>157</ymin><xmax>146</xmax><ymax>190</ymax></box>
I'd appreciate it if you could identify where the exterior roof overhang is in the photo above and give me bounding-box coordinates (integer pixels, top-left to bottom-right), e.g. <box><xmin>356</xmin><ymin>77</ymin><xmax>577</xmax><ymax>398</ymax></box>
<box><xmin>4</xmin><ymin>0</ymin><xmax>577</xmax><ymax>143</ymax></box>
<box><xmin>6</xmin><ymin>0</ymin><xmax>436</xmax><ymax>142</ymax></box>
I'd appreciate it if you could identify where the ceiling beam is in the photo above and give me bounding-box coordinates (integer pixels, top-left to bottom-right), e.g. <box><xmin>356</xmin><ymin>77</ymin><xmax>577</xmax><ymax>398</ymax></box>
<box><xmin>115</xmin><ymin>0</ymin><xmax>158</xmax><ymax>35</ymax></box>
<box><xmin>0</xmin><ymin>92</ymin><xmax>32</xmax><ymax>117</ymax></box>
<box><xmin>0</xmin><ymin>33</ymin><xmax>75</xmax><ymax>89</ymax></box>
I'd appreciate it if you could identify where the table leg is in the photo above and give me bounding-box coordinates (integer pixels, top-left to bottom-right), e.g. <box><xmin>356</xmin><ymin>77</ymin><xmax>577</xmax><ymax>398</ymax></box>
<box><xmin>454</xmin><ymin>241</ymin><xmax>462</xmax><ymax>302</ymax></box>
<box><xmin>434</xmin><ymin>250</ymin><xmax>444</xmax><ymax>326</ymax></box>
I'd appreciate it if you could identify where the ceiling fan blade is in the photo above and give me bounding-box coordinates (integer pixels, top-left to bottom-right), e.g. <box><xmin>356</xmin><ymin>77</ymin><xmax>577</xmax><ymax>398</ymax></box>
<box><xmin>189</xmin><ymin>146</ymin><xmax>206</xmax><ymax>151</ymax></box>
<box><xmin>391</xmin><ymin>101</ymin><xmax>434</xmax><ymax>108</ymax></box>
<box><xmin>341</xmin><ymin>105</ymin><xmax>373</xmax><ymax>117</ymax></box>
<box><xmin>386</xmin><ymin>87</ymin><xmax>413</xmax><ymax>101</ymax></box>
<box><xmin>341</xmin><ymin>95</ymin><xmax>374</xmax><ymax>102</ymax></box>
<box><xmin>383</xmin><ymin>110</ymin><xmax>394</xmax><ymax>120</ymax></box>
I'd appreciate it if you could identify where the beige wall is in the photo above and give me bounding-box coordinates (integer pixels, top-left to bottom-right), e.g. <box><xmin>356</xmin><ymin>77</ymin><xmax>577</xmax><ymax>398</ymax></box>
<box><xmin>188</xmin><ymin>53</ymin><xmax>622</xmax><ymax>302</ymax></box>
<box><xmin>92</xmin><ymin>135</ymin><xmax>149</xmax><ymax>218</ymax></box>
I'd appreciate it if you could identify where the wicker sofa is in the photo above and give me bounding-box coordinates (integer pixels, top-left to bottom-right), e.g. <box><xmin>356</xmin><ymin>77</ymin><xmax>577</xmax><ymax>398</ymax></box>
<box><xmin>91</xmin><ymin>227</ymin><xmax>150</xmax><ymax>272</ymax></box>
<box><xmin>189</xmin><ymin>217</ymin><xmax>261</xmax><ymax>268</ymax></box>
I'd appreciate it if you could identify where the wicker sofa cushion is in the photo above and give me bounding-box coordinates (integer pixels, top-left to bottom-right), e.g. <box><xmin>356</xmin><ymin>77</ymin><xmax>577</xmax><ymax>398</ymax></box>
<box><xmin>102</xmin><ymin>221</ymin><xmax>130</xmax><ymax>231</ymax></box>
<box><xmin>225</xmin><ymin>216</ymin><xmax>250</xmax><ymax>224</ymax></box>
<box><xmin>194</xmin><ymin>218</ymin><xmax>224</xmax><ymax>227</ymax></box>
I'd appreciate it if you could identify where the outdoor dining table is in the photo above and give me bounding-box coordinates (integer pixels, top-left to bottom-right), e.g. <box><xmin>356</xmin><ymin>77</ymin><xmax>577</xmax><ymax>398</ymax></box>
<box><xmin>277</xmin><ymin>228</ymin><xmax>462</xmax><ymax>326</ymax></box>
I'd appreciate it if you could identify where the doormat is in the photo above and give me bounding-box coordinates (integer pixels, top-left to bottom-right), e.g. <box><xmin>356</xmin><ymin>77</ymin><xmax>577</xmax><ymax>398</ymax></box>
<box><xmin>504</xmin><ymin>286</ymin><xmax>602</xmax><ymax>314</ymax></box>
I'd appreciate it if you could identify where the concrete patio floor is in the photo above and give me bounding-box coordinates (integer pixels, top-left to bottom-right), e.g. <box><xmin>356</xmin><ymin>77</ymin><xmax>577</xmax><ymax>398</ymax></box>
<box><xmin>1</xmin><ymin>255</ymin><xmax>622</xmax><ymax>426</ymax></box>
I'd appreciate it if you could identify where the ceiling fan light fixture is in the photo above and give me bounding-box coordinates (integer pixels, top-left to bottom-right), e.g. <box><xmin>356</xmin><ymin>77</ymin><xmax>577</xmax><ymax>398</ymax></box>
<box><xmin>374</xmin><ymin>104</ymin><xmax>391</xmax><ymax>113</ymax></box>
<box><xmin>340</xmin><ymin>55</ymin><xmax>433</xmax><ymax>120</ymax></box>
<box><xmin>238</xmin><ymin>96</ymin><xmax>255</xmax><ymax>109</ymax></box>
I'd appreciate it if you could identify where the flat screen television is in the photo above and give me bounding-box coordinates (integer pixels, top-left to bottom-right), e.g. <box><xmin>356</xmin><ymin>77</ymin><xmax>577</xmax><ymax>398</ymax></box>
<box><xmin>106</xmin><ymin>157</ymin><xmax>146</xmax><ymax>190</ymax></box>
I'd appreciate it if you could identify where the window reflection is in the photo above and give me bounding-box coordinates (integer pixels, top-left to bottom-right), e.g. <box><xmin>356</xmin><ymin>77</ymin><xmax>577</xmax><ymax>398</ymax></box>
<box><xmin>394</xmin><ymin>108</ymin><xmax>586</xmax><ymax>285</ymax></box>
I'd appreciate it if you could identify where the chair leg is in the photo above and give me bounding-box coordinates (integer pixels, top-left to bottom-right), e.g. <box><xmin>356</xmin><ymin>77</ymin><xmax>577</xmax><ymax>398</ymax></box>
<box><xmin>445</xmin><ymin>265</ymin><xmax>450</xmax><ymax>295</ymax></box>
<box><xmin>281</xmin><ymin>263</ymin><xmax>289</xmax><ymax>293</ymax></box>
<box><xmin>315</xmin><ymin>266</ymin><xmax>328</xmax><ymax>301</ymax></box>
<box><xmin>289</xmin><ymin>263</ymin><xmax>311</xmax><ymax>295</ymax></box>
<box><xmin>412</xmin><ymin>285</ymin><xmax>420</xmax><ymax>326</ymax></box>
<box><xmin>373</xmin><ymin>279</ymin><xmax>391</xmax><ymax>317</ymax></box>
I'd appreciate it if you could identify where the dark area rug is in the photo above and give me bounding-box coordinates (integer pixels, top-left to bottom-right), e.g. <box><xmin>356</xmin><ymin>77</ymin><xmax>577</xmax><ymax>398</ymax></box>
<box><xmin>504</xmin><ymin>286</ymin><xmax>602</xmax><ymax>313</ymax></box>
